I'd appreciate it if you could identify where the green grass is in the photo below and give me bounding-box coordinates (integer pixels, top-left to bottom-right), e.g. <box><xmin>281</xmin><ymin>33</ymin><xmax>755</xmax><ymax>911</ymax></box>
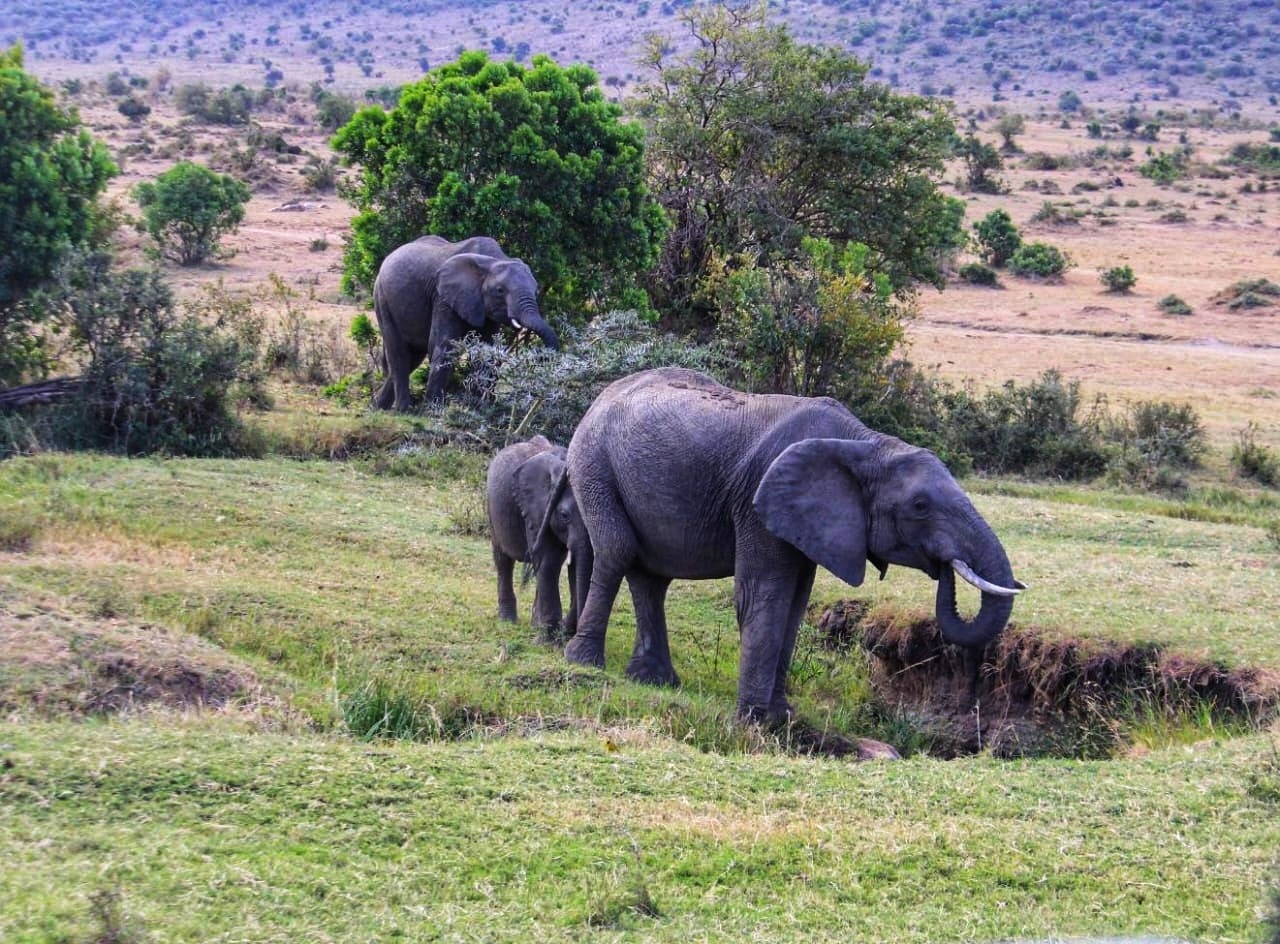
<box><xmin>1</xmin><ymin>450</ymin><xmax>1278</xmax><ymax>941</ymax></box>
<box><xmin>0</xmin><ymin>718</ymin><xmax>1276</xmax><ymax>943</ymax></box>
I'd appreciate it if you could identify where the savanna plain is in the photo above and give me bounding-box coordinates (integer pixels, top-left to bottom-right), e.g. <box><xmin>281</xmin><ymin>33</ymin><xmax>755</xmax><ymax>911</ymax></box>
<box><xmin>2</xmin><ymin>2</ymin><xmax>1280</xmax><ymax>942</ymax></box>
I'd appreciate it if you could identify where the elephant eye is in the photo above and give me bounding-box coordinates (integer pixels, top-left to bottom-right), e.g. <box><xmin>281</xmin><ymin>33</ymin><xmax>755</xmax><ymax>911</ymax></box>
<box><xmin>910</xmin><ymin>496</ymin><xmax>930</xmax><ymax>516</ymax></box>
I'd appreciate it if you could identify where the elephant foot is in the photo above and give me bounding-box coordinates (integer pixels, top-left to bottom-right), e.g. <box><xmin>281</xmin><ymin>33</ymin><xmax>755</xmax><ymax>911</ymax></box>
<box><xmin>564</xmin><ymin>634</ymin><xmax>605</xmax><ymax>669</ymax></box>
<box><xmin>625</xmin><ymin>656</ymin><xmax>680</xmax><ymax>688</ymax></box>
<box><xmin>498</xmin><ymin>609</ymin><xmax>518</xmax><ymax>624</ymax></box>
<box><xmin>736</xmin><ymin>698</ymin><xmax>794</xmax><ymax>727</ymax></box>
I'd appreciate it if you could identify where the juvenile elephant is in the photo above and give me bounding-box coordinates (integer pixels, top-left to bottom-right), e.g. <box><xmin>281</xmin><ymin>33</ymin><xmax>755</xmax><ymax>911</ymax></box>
<box><xmin>372</xmin><ymin>235</ymin><xmax>559</xmax><ymax>410</ymax></box>
<box><xmin>564</xmin><ymin>368</ymin><xmax>1025</xmax><ymax>723</ymax></box>
<box><xmin>486</xmin><ymin>436</ymin><xmax>591</xmax><ymax>640</ymax></box>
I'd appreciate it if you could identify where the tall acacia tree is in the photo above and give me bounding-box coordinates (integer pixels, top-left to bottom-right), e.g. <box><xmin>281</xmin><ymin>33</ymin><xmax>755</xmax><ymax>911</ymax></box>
<box><xmin>634</xmin><ymin>3</ymin><xmax>964</xmax><ymax>327</ymax></box>
<box><xmin>333</xmin><ymin>51</ymin><xmax>667</xmax><ymax>314</ymax></box>
<box><xmin>0</xmin><ymin>44</ymin><xmax>116</xmax><ymax>386</ymax></box>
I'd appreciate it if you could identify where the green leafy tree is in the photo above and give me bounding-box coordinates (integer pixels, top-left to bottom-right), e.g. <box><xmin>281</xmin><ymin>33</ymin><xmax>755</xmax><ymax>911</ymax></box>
<box><xmin>717</xmin><ymin>238</ymin><xmax>909</xmax><ymax>403</ymax></box>
<box><xmin>955</xmin><ymin>133</ymin><xmax>1006</xmax><ymax>193</ymax></box>
<box><xmin>973</xmin><ymin>209</ymin><xmax>1022</xmax><ymax>267</ymax></box>
<box><xmin>994</xmin><ymin>112</ymin><xmax>1025</xmax><ymax>151</ymax></box>
<box><xmin>0</xmin><ymin>44</ymin><xmax>116</xmax><ymax>386</ymax></box>
<box><xmin>634</xmin><ymin>3</ymin><xmax>963</xmax><ymax>327</ymax></box>
<box><xmin>334</xmin><ymin>51</ymin><xmax>666</xmax><ymax>313</ymax></box>
<box><xmin>134</xmin><ymin>162</ymin><xmax>251</xmax><ymax>265</ymax></box>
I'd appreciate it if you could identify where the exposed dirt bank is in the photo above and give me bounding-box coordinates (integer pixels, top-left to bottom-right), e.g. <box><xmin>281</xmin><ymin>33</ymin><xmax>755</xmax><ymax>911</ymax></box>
<box><xmin>818</xmin><ymin>600</ymin><xmax>1280</xmax><ymax>758</ymax></box>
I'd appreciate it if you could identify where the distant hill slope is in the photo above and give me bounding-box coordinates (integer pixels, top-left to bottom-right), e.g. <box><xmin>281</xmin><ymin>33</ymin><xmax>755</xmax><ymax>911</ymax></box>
<box><xmin>6</xmin><ymin>0</ymin><xmax>1279</xmax><ymax>114</ymax></box>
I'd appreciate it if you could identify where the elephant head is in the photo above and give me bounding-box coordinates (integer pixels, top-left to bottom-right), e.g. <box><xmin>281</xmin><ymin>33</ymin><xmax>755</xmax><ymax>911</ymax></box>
<box><xmin>437</xmin><ymin>253</ymin><xmax>559</xmax><ymax>351</ymax></box>
<box><xmin>525</xmin><ymin>459</ymin><xmax>592</xmax><ymax>639</ymax></box>
<box><xmin>754</xmin><ymin>438</ymin><xmax>1023</xmax><ymax>649</ymax></box>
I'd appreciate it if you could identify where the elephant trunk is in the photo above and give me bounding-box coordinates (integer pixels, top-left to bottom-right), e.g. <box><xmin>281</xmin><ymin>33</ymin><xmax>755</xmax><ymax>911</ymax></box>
<box><xmin>934</xmin><ymin>525</ymin><xmax>1020</xmax><ymax>649</ymax></box>
<box><xmin>512</xmin><ymin>298</ymin><xmax>560</xmax><ymax>351</ymax></box>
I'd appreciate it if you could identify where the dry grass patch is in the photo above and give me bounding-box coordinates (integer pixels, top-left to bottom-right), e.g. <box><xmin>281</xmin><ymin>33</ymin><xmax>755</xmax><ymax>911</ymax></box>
<box><xmin>0</xmin><ymin>592</ymin><xmax>293</xmax><ymax>723</ymax></box>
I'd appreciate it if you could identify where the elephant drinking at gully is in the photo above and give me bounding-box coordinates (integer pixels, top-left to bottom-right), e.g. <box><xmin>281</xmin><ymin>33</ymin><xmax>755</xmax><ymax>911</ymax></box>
<box><xmin>372</xmin><ymin>236</ymin><xmax>559</xmax><ymax>410</ymax></box>
<box><xmin>564</xmin><ymin>368</ymin><xmax>1025</xmax><ymax>723</ymax></box>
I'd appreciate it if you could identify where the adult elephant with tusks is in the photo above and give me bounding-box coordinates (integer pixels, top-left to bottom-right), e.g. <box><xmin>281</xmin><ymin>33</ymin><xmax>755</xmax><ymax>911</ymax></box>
<box><xmin>565</xmin><ymin>367</ymin><xmax>1026</xmax><ymax>724</ymax></box>
<box><xmin>371</xmin><ymin>235</ymin><xmax>559</xmax><ymax>410</ymax></box>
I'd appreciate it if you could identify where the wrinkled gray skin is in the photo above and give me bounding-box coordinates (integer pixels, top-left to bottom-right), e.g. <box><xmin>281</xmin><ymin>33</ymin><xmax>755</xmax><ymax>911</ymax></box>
<box><xmin>372</xmin><ymin>235</ymin><xmax>559</xmax><ymax>410</ymax></box>
<box><xmin>486</xmin><ymin>436</ymin><xmax>591</xmax><ymax>639</ymax></box>
<box><xmin>565</xmin><ymin>368</ymin><xmax>1024</xmax><ymax>723</ymax></box>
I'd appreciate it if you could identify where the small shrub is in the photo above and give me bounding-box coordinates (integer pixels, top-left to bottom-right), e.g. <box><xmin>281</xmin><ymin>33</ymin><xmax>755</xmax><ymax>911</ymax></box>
<box><xmin>1215</xmin><ymin>278</ymin><xmax>1280</xmax><ymax>310</ymax></box>
<box><xmin>972</xmin><ymin>209</ymin><xmax>1022</xmax><ymax>267</ymax></box>
<box><xmin>301</xmin><ymin>155</ymin><xmax>338</xmax><ymax>192</ymax></box>
<box><xmin>1159</xmin><ymin>208</ymin><xmax>1189</xmax><ymax>223</ymax></box>
<box><xmin>1099</xmin><ymin>265</ymin><xmax>1136</xmax><ymax>293</ymax></box>
<box><xmin>1008</xmin><ymin>242</ymin><xmax>1071</xmax><ymax>278</ymax></box>
<box><xmin>1232</xmin><ymin>424</ymin><xmax>1280</xmax><ymax>487</ymax></box>
<box><xmin>1029</xmin><ymin>201</ymin><xmax>1079</xmax><ymax>225</ymax></box>
<box><xmin>1158</xmin><ymin>294</ymin><xmax>1192</xmax><ymax>315</ymax></box>
<box><xmin>1140</xmin><ymin>149</ymin><xmax>1189</xmax><ymax>184</ymax></box>
<box><xmin>1022</xmin><ymin>152</ymin><xmax>1061</xmax><ymax>171</ymax></box>
<box><xmin>958</xmin><ymin>262</ymin><xmax>999</xmax><ymax>286</ymax></box>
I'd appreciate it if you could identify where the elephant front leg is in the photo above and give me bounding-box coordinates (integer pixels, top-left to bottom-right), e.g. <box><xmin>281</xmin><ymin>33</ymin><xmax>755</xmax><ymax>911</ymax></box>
<box><xmin>624</xmin><ymin>571</ymin><xmax>679</xmax><ymax>687</ymax></box>
<box><xmin>531</xmin><ymin>546</ymin><xmax>568</xmax><ymax>643</ymax></box>
<box><xmin>733</xmin><ymin>569</ymin><xmax>813</xmax><ymax>723</ymax></box>
<box><xmin>564</xmin><ymin>565</ymin><xmax>625</xmax><ymax>670</ymax></box>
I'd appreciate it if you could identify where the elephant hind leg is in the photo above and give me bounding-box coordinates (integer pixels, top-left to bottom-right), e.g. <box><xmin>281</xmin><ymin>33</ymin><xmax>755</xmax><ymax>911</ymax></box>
<box><xmin>494</xmin><ymin>547</ymin><xmax>518</xmax><ymax>623</ymax></box>
<box><xmin>624</xmin><ymin>570</ymin><xmax>679</xmax><ymax>687</ymax></box>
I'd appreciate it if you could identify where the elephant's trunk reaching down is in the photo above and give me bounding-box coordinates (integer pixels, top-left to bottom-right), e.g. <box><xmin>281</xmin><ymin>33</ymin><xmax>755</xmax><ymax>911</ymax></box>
<box><xmin>513</xmin><ymin>299</ymin><xmax>560</xmax><ymax>351</ymax></box>
<box><xmin>934</xmin><ymin>544</ymin><xmax>1022</xmax><ymax>649</ymax></box>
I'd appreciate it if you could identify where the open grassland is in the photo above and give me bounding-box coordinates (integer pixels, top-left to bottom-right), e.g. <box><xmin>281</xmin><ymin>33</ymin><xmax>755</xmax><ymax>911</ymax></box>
<box><xmin>2</xmin><ymin>717</ymin><xmax>1278</xmax><ymax>944</ymax></box>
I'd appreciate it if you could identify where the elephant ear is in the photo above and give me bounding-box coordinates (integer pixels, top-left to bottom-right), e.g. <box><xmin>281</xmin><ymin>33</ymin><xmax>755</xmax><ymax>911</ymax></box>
<box><xmin>437</xmin><ymin>254</ymin><xmax>489</xmax><ymax>328</ymax></box>
<box><xmin>513</xmin><ymin>452</ymin><xmax>564</xmax><ymax>551</ymax></box>
<box><xmin>753</xmin><ymin>438</ymin><xmax>877</xmax><ymax>587</ymax></box>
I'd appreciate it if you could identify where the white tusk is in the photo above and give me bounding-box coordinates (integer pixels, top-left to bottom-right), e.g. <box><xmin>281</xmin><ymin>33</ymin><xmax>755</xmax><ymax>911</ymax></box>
<box><xmin>952</xmin><ymin>559</ymin><xmax>1024</xmax><ymax>596</ymax></box>
<box><xmin>510</xmin><ymin>318</ymin><xmax>521</xmax><ymax>329</ymax></box>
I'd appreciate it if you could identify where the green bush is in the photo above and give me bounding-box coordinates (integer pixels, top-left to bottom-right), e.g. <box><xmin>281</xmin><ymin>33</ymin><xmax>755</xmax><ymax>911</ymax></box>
<box><xmin>714</xmin><ymin>239</ymin><xmax>908</xmax><ymax>403</ymax></box>
<box><xmin>940</xmin><ymin>371</ymin><xmax>1111</xmax><ymax>480</ymax></box>
<box><xmin>174</xmin><ymin>83</ymin><xmax>254</xmax><ymax>125</ymax></box>
<box><xmin>1008</xmin><ymin>242</ymin><xmax>1071</xmax><ymax>278</ymax></box>
<box><xmin>958</xmin><ymin>262</ymin><xmax>999</xmax><ymax>286</ymax></box>
<box><xmin>1100</xmin><ymin>265</ymin><xmax>1137</xmax><ymax>293</ymax></box>
<box><xmin>972</xmin><ymin>209</ymin><xmax>1021</xmax><ymax>267</ymax></box>
<box><xmin>134</xmin><ymin>162</ymin><xmax>251</xmax><ymax>265</ymax></box>
<box><xmin>1158</xmin><ymin>294</ymin><xmax>1192</xmax><ymax>315</ymax></box>
<box><xmin>1139</xmin><ymin>149</ymin><xmax>1189</xmax><ymax>184</ymax></box>
<box><xmin>0</xmin><ymin>252</ymin><xmax>264</xmax><ymax>458</ymax></box>
<box><xmin>1232</xmin><ymin>424</ymin><xmax>1280</xmax><ymax>487</ymax></box>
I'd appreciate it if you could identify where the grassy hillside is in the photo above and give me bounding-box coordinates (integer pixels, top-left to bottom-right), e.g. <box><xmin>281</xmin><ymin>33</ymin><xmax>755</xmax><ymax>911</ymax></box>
<box><xmin>5</xmin><ymin>0</ymin><xmax>1279</xmax><ymax>111</ymax></box>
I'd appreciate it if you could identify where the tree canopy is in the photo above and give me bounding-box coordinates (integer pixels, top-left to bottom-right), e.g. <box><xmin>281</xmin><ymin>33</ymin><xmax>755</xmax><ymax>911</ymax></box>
<box><xmin>333</xmin><ymin>51</ymin><xmax>667</xmax><ymax>314</ymax></box>
<box><xmin>0</xmin><ymin>44</ymin><xmax>116</xmax><ymax>386</ymax></box>
<box><xmin>634</xmin><ymin>4</ymin><xmax>964</xmax><ymax>324</ymax></box>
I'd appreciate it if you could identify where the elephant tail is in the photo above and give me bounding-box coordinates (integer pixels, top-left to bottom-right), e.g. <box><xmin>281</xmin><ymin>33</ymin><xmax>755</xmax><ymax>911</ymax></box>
<box><xmin>531</xmin><ymin>464</ymin><xmax>570</xmax><ymax>568</ymax></box>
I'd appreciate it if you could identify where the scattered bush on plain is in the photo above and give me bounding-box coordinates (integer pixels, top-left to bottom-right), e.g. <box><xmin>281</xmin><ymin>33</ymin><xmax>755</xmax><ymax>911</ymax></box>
<box><xmin>1100</xmin><ymin>265</ymin><xmax>1137</xmax><ymax>293</ymax></box>
<box><xmin>1008</xmin><ymin>242</ymin><xmax>1072</xmax><ymax>278</ymax></box>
